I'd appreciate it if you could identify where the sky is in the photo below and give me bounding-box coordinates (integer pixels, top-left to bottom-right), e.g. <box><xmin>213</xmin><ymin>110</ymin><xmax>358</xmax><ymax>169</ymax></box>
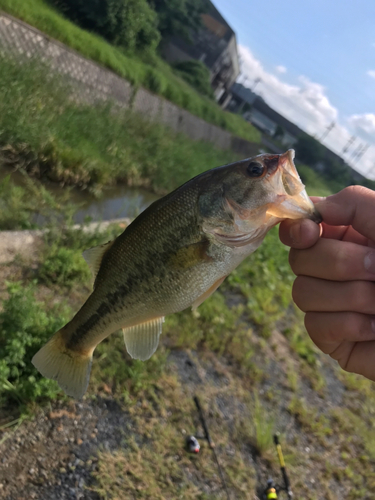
<box><xmin>213</xmin><ymin>0</ymin><xmax>375</xmax><ymax>178</ymax></box>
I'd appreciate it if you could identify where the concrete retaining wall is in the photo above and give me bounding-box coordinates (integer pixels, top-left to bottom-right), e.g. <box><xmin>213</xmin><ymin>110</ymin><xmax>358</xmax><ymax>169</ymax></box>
<box><xmin>0</xmin><ymin>219</ymin><xmax>130</xmax><ymax>264</ymax></box>
<box><xmin>0</xmin><ymin>11</ymin><xmax>259</xmax><ymax>158</ymax></box>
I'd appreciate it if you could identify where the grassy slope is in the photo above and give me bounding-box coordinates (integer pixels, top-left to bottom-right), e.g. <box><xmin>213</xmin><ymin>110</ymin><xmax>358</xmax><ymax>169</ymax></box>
<box><xmin>0</xmin><ymin>0</ymin><xmax>261</xmax><ymax>143</ymax></box>
<box><xmin>0</xmin><ymin>54</ymin><xmax>336</xmax><ymax>230</ymax></box>
<box><xmin>2</xmin><ymin>220</ymin><xmax>375</xmax><ymax>499</ymax></box>
<box><xmin>1</xmin><ymin>44</ymin><xmax>374</xmax><ymax>500</ymax></box>
<box><xmin>0</xmin><ymin>55</ymin><xmax>239</xmax><ymax>229</ymax></box>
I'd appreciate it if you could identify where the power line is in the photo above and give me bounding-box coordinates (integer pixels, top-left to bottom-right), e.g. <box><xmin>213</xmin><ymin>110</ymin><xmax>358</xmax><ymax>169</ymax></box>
<box><xmin>342</xmin><ymin>135</ymin><xmax>356</xmax><ymax>155</ymax></box>
<box><xmin>319</xmin><ymin>122</ymin><xmax>335</xmax><ymax>141</ymax></box>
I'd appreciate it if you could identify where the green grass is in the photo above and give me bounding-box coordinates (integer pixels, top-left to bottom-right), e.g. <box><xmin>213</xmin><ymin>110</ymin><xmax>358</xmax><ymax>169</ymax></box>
<box><xmin>0</xmin><ymin>0</ymin><xmax>261</xmax><ymax>143</ymax></box>
<box><xmin>0</xmin><ymin>55</ymin><xmax>243</xmax><ymax>199</ymax></box>
<box><xmin>298</xmin><ymin>163</ymin><xmax>335</xmax><ymax>197</ymax></box>
<box><xmin>0</xmin><ymin>281</ymin><xmax>70</xmax><ymax>408</ymax></box>
<box><xmin>0</xmin><ymin>172</ymin><xmax>76</xmax><ymax>230</ymax></box>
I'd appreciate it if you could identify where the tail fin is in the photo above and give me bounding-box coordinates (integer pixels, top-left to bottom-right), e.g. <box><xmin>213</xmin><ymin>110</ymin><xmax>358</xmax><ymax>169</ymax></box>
<box><xmin>32</xmin><ymin>330</ymin><xmax>93</xmax><ymax>399</ymax></box>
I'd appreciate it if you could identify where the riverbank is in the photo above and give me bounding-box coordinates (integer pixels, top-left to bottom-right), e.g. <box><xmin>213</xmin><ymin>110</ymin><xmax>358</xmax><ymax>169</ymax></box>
<box><xmin>0</xmin><ymin>53</ymin><xmax>241</xmax><ymax>192</ymax></box>
<box><xmin>1</xmin><ymin>219</ymin><xmax>375</xmax><ymax>499</ymax></box>
<box><xmin>1</xmin><ymin>36</ymin><xmax>374</xmax><ymax>500</ymax></box>
<box><xmin>0</xmin><ymin>1</ymin><xmax>261</xmax><ymax>144</ymax></box>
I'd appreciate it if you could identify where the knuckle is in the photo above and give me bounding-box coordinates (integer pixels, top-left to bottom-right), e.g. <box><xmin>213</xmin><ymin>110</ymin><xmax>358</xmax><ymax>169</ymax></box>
<box><xmin>332</xmin><ymin>244</ymin><xmax>350</xmax><ymax>278</ymax></box>
<box><xmin>352</xmin><ymin>282</ymin><xmax>375</xmax><ymax>312</ymax></box>
<box><xmin>289</xmin><ymin>248</ymin><xmax>301</xmax><ymax>274</ymax></box>
<box><xmin>292</xmin><ymin>276</ymin><xmax>310</xmax><ymax>311</ymax></box>
<box><xmin>341</xmin><ymin>185</ymin><xmax>368</xmax><ymax>199</ymax></box>
<box><xmin>304</xmin><ymin>313</ymin><xmax>329</xmax><ymax>352</ymax></box>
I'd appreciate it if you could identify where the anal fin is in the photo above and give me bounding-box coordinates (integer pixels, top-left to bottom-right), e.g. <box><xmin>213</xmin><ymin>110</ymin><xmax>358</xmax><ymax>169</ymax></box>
<box><xmin>123</xmin><ymin>317</ymin><xmax>165</xmax><ymax>361</ymax></box>
<box><xmin>192</xmin><ymin>276</ymin><xmax>227</xmax><ymax>310</ymax></box>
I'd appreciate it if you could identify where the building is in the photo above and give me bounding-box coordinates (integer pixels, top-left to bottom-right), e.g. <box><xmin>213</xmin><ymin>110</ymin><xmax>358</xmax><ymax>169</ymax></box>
<box><xmin>227</xmin><ymin>82</ymin><xmax>304</xmax><ymax>148</ymax></box>
<box><xmin>161</xmin><ymin>1</ymin><xmax>239</xmax><ymax>106</ymax></box>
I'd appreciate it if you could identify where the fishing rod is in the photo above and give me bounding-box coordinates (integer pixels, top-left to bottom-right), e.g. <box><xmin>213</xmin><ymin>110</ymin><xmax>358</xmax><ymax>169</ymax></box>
<box><xmin>261</xmin><ymin>434</ymin><xmax>294</xmax><ymax>499</ymax></box>
<box><xmin>193</xmin><ymin>396</ymin><xmax>231</xmax><ymax>500</ymax></box>
<box><xmin>274</xmin><ymin>434</ymin><xmax>293</xmax><ymax>499</ymax></box>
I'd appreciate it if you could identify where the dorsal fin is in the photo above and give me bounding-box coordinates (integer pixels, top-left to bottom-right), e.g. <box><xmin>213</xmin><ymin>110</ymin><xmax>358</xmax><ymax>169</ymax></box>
<box><xmin>82</xmin><ymin>240</ymin><xmax>114</xmax><ymax>278</ymax></box>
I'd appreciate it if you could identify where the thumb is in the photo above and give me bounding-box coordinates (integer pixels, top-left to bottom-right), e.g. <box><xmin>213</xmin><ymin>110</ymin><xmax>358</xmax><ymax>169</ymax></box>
<box><xmin>279</xmin><ymin>218</ymin><xmax>321</xmax><ymax>249</ymax></box>
<box><xmin>315</xmin><ymin>186</ymin><xmax>375</xmax><ymax>241</ymax></box>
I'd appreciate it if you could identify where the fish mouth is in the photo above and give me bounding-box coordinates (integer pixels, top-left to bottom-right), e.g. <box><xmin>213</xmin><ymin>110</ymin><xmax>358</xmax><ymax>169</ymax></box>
<box><xmin>266</xmin><ymin>149</ymin><xmax>322</xmax><ymax>223</ymax></box>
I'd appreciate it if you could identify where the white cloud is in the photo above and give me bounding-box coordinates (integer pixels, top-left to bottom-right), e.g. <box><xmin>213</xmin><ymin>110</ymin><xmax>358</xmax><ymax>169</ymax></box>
<box><xmin>275</xmin><ymin>65</ymin><xmax>287</xmax><ymax>74</ymax></box>
<box><xmin>238</xmin><ymin>44</ymin><xmax>337</xmax><ymax>137</ymax></box>
<box><xmin>367</xmin><ymin>70</ymin><xmax>375</xmax><ymax>79</ymax></box>
<box><xmin>348</xmin><ymin>114</ymin><xmax>375</xmax><ymax>145</ymax></box>
<box><xmin>237</xmin><ymin>44</ymin><xmax>375</xmax><ymax>179</ymax></box>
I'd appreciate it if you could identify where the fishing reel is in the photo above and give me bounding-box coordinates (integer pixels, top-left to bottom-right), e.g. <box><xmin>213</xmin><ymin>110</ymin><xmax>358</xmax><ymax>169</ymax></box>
<box><xmin>186</xmin><ymin>435</ymin><xmax>200</xmax><ymax>453</ymax></box>
<box><xmin>185</xmin><ymin>398</ymin><xmax>293</xmax><ymax>500</ymax></box>
<box><xmin>263</xmin><ymin>478</ymin><xmax>278</xmax><ymax>500</ymax></box>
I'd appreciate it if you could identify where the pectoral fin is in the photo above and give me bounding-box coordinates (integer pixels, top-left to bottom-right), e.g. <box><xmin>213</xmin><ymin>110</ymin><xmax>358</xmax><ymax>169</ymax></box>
<box><xmin>123</xmin><ymin>317</ymin><xmax>165</xmax><ymax>361</ymax></box>
<box><xmin>192</xmin><ymin>276</ymin><xmax>227</xmax><ymax>310</ymax></box>
<box><xmin>169</xmin><ymin>240</ymin><xmax>212</xmax><ymax>270</ymax></box>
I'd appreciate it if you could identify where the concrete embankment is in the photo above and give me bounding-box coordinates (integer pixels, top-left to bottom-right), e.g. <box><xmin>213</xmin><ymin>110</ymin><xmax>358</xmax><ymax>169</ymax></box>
<box><xmin>0</xmin><ymin>218</ymin><xmax>130</xmax><ymax>264</ymax></box>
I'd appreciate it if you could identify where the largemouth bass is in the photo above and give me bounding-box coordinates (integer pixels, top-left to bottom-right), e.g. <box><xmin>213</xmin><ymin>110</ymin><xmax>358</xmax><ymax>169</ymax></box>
<box><xmin>32</xmin><ymin>150</ymin><xmax>321</xmax><ymax>398</ymax></box>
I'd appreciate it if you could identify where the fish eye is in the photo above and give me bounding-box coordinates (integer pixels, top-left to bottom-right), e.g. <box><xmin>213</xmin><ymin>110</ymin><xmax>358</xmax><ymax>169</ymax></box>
<box><xmin>246</xmin><ymin>161</ymin><xmax>265</xmax><ymax>178</ymax></box>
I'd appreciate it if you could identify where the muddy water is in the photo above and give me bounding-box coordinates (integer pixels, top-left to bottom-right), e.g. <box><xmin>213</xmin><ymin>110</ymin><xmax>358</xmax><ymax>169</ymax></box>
<box><xmin>46</xmin><ymin>182</ymin><xmax>159</xmax><ymax>222</ymax></box>
<box><xmin>1</xmin><ymin>169</ymin><xmax>159</xmax><ymax>223</ymax></box>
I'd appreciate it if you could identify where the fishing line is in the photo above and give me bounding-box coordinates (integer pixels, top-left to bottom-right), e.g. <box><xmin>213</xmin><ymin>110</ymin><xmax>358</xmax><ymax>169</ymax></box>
<box><xmin>193</xmin><ymin>396</ymin><xmax>231</xmax><ymax>500</ymax></box>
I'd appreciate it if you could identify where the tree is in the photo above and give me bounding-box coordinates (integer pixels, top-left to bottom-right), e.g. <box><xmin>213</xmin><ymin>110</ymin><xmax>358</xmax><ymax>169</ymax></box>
<box><xmin>295</xmin><ymin>134</ymin><xmax>325</xmax><ymax>166</ymax></box>
<box><xmin>273</xmin><ymin>124</ymin><xmax>284</xmax><ymax>141</ymax></box>
<box><xmin>148</xmin><ymin>0</ymin><xmax>209</xmax><ymax>39</ymax></box>
<box><xmin>324</xmin><ymin>158</ymin><xmax>351</xmax><ymax>184</ymax></box>
<box><xmin>50</xmin><ymin>0</ymin><xmax>160</xmax><ymax>52</ymax></box>
<box><xmin>173</xmin><ymin>60</ymin><xmax>214</xmax><ymax>98</ymax></box>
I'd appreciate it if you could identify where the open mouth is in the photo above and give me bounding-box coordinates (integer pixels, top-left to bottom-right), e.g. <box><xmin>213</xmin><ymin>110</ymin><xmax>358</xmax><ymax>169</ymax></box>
<box><xmin>266</xmin><ymin>150</ymin><xmax>322</xmax><ymax>223</ymax></box>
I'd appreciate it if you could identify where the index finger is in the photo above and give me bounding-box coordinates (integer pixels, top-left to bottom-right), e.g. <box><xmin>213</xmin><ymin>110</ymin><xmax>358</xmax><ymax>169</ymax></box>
<box><xmin>315</xmin><ymin>186</ymin><xmax>375</xmax><ymax>242</ymax></box>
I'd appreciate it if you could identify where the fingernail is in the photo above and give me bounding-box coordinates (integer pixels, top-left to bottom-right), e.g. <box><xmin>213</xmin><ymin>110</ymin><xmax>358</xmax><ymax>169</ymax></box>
<box><xmin>364</xmin><ymin>252</ymin><xmax>375</xmax><ymax>275</ymax></box>
<box><xmin>313</xmin><ymin>197</ymin><xmax>328</xmax><ymax>210</ymax></box>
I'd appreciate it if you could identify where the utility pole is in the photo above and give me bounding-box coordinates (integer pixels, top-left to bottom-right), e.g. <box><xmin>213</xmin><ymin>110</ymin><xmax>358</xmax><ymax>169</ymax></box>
<box><xmin>349</xmin><ymin>143</ymin><xmax>364</xmax><ymax>161</ymax></box>
<box><xmin>319</xmin><ymin>121</ymin><xmax>335</xmax><ymax>141</ymax></box>
<box><xmin>251</xmin><ymin>77</ymin><xmax>261</xmax><ymax>93</ymax></box>
<box><xmin>352</xmin><ymin>144</ymin><xmax>369</xmax><ymax>165</ymax></box>
<box><xmin>342</xmin><ymin>135</ymin><xmax>356</xmax><ymax>155</ymax></box>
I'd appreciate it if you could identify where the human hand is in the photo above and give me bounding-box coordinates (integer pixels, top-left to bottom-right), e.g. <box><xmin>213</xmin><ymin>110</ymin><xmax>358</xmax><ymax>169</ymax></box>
<box><xmin>279</xmin><ymin>186</ymin><xmax>375</xmax><ymax>381</ymax></box>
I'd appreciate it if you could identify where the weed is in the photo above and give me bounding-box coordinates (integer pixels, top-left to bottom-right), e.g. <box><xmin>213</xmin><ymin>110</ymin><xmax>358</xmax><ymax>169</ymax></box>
<box><xmin>227</xmin><ymin>227</ymin><xmax>294</xmax><ymax>335</ymax></box>
<box><xmin>288</xmin><ymin>395</ymin><xmax>332</xmax><ymax>444</ymax></box>
<box><xmin>92</xmin><ymin>334</ymin><xmax>168</xmax><ymax>398</ymax></box>
<box><xmin>286</xmin><ymin>362</ymin><xmax>299</xmax><ymax>392</ymax></box>
<box><xmin>38</xmin><ymin>244</ymin><xmax>91</xmax><ymax>287</ymax></box>
<box><xmin>234</xmin><ymin>395</ymin><xmax>276</xmax><ymax>459</ymax></box>
<box><xmin>0</xmin><ymin>172</ymin><xmax>74</xmax><ymax>230</ymax></box>
<box><xmin>0</xmin><ymin>54</ymin><xmax>242</xmax><ymax>194</ymax></box>
<box><xmin>0</xmin><ymin>281</ymin><xmax>70</xmax><ymax>407</ymax></box>
<box><xmin>250</xmin><ymin>395</ymin><xmax>276</xmax><ymax>456</ymax></box>
<box><xmin>285</xmin><ymin>322</ymin><xmax>318</xmax><ymax>367</ymax></box>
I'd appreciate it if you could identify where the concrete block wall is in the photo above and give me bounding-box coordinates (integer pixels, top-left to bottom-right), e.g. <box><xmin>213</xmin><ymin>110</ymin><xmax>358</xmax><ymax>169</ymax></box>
<box><xmin>0</xmin><ymin>11</ymin><xmax>260</xmax><ymax>159</ymax></box>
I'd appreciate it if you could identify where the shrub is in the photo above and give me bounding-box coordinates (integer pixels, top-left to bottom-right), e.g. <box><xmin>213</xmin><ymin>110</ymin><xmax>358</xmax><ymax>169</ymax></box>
<box><xmin>0</xmin><ymin>282</ymin><xmax>69</xmax><ymax>406</ymax></box>
<box><xmin>173</xmin><ymin>60</ymin><xmax>214</xmax><ymax>98</ymax></box>
<box><xmin>38</xmin><ymin>245</ymin><xmax>91</xmax><ymax>287</ymax></box>
<box><xmin>50</xmin><ymin>0</ymin><xmax>160</xmax><ymax>52</ymax></box>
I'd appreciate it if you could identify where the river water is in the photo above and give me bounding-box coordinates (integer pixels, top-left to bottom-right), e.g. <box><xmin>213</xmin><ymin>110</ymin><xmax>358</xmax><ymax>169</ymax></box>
<box><xmin>46</xmin><ymin>181</ymin><xmax>159</xmax><ymax>222</ymax></box>
<box><xmin>1</xmin><ymin>169</ymin><xmax>159</xmax><ymax>223</ymax></box>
